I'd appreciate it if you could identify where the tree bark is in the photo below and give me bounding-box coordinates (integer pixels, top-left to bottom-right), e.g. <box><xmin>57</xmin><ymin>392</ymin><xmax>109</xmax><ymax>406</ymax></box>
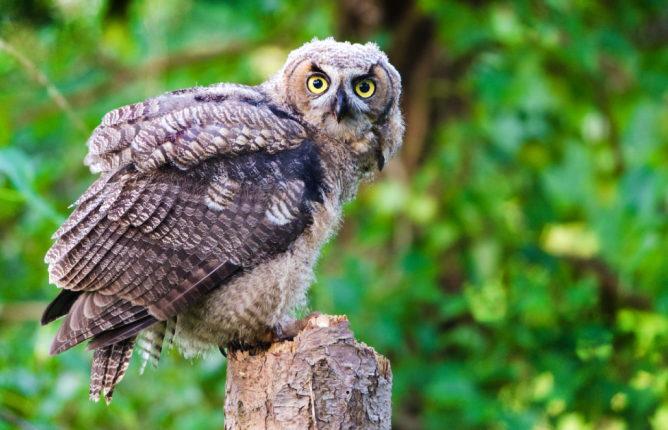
<box><xmin>224</xmin><ymin>315</ymin><xmax>393</xmax><ymax>429</ymax></box>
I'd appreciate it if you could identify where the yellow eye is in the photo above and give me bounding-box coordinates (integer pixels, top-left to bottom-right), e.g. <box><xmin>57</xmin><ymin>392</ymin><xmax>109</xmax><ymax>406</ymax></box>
<box><xmin>355</xmin><ymin>80</ymin><xmax>375</xmax><ymax>98</ymax></box>
<box><xmin>307</xmin><ymin>76</ymin><xmax>328</xmax><ymax>94</ymax></box>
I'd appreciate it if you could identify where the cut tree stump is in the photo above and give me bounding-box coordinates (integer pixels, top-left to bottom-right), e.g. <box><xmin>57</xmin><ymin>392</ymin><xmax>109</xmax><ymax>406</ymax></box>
<box><xmin>224</xmin><ymin>314</ymin><xmax>393</xmax><ymax>429</ymax></box>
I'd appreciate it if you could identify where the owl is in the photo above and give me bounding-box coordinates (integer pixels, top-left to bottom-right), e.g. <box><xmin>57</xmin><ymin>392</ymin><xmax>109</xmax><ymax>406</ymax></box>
<box><xmin>41</xmin><ymin>38</ymin><xmax>404</xmax><ymax>403</ymax></box>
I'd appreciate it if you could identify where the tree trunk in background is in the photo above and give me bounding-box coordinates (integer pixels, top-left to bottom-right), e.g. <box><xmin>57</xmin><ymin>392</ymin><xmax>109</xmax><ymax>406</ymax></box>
<box><xmin>223</xmin><ymin>315</ymin><xmax>393</xmax><ymax>429</ymax></box>
<box><xmin>337</xmin><ymin>0</ymin><xmax>439</xmax><ymax>174</ymax></box>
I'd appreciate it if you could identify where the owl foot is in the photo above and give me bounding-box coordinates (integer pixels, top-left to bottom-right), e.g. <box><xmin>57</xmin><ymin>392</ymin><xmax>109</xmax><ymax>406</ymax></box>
<box><xmin>222</xmin><ymin>339</ymin><xmax>252</xmax><ymax>356</ymax></box>
<box><xmin>223</xmin><ymin>312</ymin><xmax>324</xmax><ymax>357</ymax></box>
<box><xmin>257</xmin><ymin>311</ymin><xmax>324</xmax><ymax>344</ymax></box>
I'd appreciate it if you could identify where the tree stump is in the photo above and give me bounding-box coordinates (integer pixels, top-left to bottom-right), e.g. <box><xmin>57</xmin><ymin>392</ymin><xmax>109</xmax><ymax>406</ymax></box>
<box><xmin>224</xmin><ymin>315</ymin><xmax>393</xmax><ymax>429</ymax></box>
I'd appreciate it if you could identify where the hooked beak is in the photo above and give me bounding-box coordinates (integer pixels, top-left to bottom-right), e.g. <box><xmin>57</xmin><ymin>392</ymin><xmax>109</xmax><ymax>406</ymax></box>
<box><xmin>331</xmin><ymin>87</ymin><xmax>349</xmax><ymax>123</ymax></box>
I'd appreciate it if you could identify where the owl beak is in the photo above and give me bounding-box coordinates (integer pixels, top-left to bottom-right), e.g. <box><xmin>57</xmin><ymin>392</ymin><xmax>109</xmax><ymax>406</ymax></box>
<box><xmin>331</xmin><ymin>87</ymin><xmax>349</xmax><ymax>123</ymax></box>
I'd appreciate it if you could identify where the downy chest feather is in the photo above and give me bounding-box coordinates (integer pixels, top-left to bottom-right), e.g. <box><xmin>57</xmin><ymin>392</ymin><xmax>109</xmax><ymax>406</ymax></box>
<box><xmin>173</xmin><ymin>190</ymin><xmax>343</xmax><ymax>356</ymax></box>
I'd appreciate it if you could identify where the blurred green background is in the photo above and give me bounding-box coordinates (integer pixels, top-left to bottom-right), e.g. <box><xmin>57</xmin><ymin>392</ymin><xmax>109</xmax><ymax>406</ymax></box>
<box><xmin>1</xmin><ymin>0</ymin><xmax>668</xmax><ymax>429</ymax></box>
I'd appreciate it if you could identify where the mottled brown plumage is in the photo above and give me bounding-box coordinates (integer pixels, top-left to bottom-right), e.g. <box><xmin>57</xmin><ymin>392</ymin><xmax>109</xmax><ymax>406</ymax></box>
<box><xmin>42</xmin><ymin>38</ymin><xmax>404</xmax><ymax>403</ymax></box>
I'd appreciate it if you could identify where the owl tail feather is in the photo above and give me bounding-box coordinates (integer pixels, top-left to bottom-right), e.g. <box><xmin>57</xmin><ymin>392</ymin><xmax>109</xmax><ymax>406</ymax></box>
<box><xmin>89</xmin><ymin>335</ymin><xmax>137</xmax><ymax>405</ymax></box>
<box><xmin>137</xmin><ymin>316</ymin><xmax>177</xmax><ymax>375</ymax></box>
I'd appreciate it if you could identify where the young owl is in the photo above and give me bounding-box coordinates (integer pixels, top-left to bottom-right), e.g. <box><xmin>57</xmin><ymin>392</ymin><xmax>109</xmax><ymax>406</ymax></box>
<box><xmin>41</xmin><ymin>37</ymin><xmax>404</xmax><ymax>403</ymax></box>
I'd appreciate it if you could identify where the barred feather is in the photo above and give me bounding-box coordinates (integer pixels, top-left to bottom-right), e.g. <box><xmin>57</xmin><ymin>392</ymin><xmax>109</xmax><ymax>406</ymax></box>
<box><xmin>84</xmin><ymin>86</ymin><xmax>306</xmax><ymax>175</ymax></box>
<box><xmin>89</xmin><ymin>335</ymin><xmax>137</xmax><ymax>404</ymax></box>
<box><xmin>107</xmin><ymin>177</ymin><xmax>152</xmax><ymax>222</ymax></box>
<box><xmin>137</xmin><ymin>321</ymin><xmax>166</xmax><ymax>374</ymax></box>
<box><xmin>50</xmin><ymin>174</ymin><xmax>123</xmax><ymax>240</ymax></box>
<box><xmin>45</xmin><ymin>182</ymin><xmax>124</xmax><ymax>265</ymax></box>
<box><xmin>89</xmin><ymin>343</ymin><xmax>111</xmax><ymax>402</ymax></box>
<box><xmin>165</xmin><ymin>316</ymin><xmax>177</xmax><ymax>350</ymax></box>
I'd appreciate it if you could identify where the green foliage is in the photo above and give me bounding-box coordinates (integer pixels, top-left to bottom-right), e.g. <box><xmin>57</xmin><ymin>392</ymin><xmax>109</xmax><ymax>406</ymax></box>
<box><xmin>2</xmin><ymin>1</ymin><xmax>668</xmax><ymax>429</ymax></box>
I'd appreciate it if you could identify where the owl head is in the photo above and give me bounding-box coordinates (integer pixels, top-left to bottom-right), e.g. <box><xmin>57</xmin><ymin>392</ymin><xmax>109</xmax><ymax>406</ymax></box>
<box><xmin>264</xmin><ymin>38</ymin><xmax>404</xmax><ymax>171</ymax></box>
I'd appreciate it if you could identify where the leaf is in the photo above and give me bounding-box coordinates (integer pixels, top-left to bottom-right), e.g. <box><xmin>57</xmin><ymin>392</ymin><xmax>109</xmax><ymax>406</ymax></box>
<box><xmin>0</xmin><ymin>148</ymin><xmax>64</xmax><ymax>224</ymax></box>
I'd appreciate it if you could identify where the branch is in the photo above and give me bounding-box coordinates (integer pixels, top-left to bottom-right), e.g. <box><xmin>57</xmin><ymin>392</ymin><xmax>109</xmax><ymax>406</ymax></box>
<box><xmin>13</xmin><ymin>42</ymin><xmax>250</xmax><ymax>130</ymax></box>
<box><xmin>0</xmin><ymin>37</ymin><xmax>88</xmax><ymax>135</ymax></box>
<box><xmin>0</xmin><ymin>302</ymin><xmax>48</xmax><ymax>322</ymax></box>
<box><xmin>0</xmin><ymin>406</ymin><xmax>41</xmax><ymax>430</ymax></box>
<box><xmin>565</xmin><ymin>256</ymin><xmax>652</xmax><ymax>318</ymax></box>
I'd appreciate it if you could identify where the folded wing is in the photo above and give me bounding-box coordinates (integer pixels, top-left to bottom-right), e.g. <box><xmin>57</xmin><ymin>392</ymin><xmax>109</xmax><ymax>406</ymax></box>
<box><xmin>42</xmin><ymin>84</ymin><xmax>325</xmax><ymax>357</ymax></box>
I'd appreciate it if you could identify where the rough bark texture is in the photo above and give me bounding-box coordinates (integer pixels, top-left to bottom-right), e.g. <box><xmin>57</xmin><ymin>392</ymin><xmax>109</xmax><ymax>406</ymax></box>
<box><xmin>224</xmin><ymin>315</ymin><xmax>392</xmax><ymax>430</ymax></box>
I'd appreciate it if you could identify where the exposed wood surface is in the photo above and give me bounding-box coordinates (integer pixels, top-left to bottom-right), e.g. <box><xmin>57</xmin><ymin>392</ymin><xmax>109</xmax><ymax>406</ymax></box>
<box><xmin>224</xmin><ymin>315</ymin><xmax>392</xmax><ymax>429</ymax></box>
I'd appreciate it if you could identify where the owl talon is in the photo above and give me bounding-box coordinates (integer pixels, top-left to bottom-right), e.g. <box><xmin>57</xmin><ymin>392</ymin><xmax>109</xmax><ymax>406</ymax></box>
<box><xmin>275</xmin><ymin>324</ymin><xmax>284</xmax><ymax>341</ymax></box>
<box><xmin>219</xmin><ymin>346</ymin><xmax>227</xmax><ymax>357</ymax></box>
<box><xmin>226</xmin><ymin>340</ymin><xmax>245</xmax><ymax>353</ymax></box>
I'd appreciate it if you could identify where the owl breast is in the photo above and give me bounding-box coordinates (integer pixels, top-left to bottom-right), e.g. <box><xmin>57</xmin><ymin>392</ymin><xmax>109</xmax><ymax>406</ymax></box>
<box><xmin>173</xmin><ymin>189</ymin><xmax>342</xmax><ymax>356</ymax></box>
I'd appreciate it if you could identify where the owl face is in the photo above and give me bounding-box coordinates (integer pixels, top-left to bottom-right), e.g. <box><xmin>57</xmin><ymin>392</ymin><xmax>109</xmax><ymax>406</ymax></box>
<box><xmin>268</xmin><ymin>38</ymin><xmax>404</xmax><ymax>168</ymax></box>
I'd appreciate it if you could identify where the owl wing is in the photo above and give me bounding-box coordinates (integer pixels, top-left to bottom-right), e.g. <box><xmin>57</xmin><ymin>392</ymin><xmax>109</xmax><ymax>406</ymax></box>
<box><xmin>83</xmin><ymin>83</ymin><xmax>306</xmax><ymax>174</ymax></box>
<box><xmin>42</xmin><ymin>85</ymin><xmax>325</xmax><ymax>356</ymax></box>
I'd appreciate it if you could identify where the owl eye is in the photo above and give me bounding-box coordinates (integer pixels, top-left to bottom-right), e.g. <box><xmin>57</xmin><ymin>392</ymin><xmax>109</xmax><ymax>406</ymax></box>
<box><xmin>355</xmin><ymin>80</ymin><xmax>375</xmax><ymax>98</ymax></box>
<box><xmin>307</xmin><ymin>76</ymin><xmax>328</xmax><ymax>94</ymax></box>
